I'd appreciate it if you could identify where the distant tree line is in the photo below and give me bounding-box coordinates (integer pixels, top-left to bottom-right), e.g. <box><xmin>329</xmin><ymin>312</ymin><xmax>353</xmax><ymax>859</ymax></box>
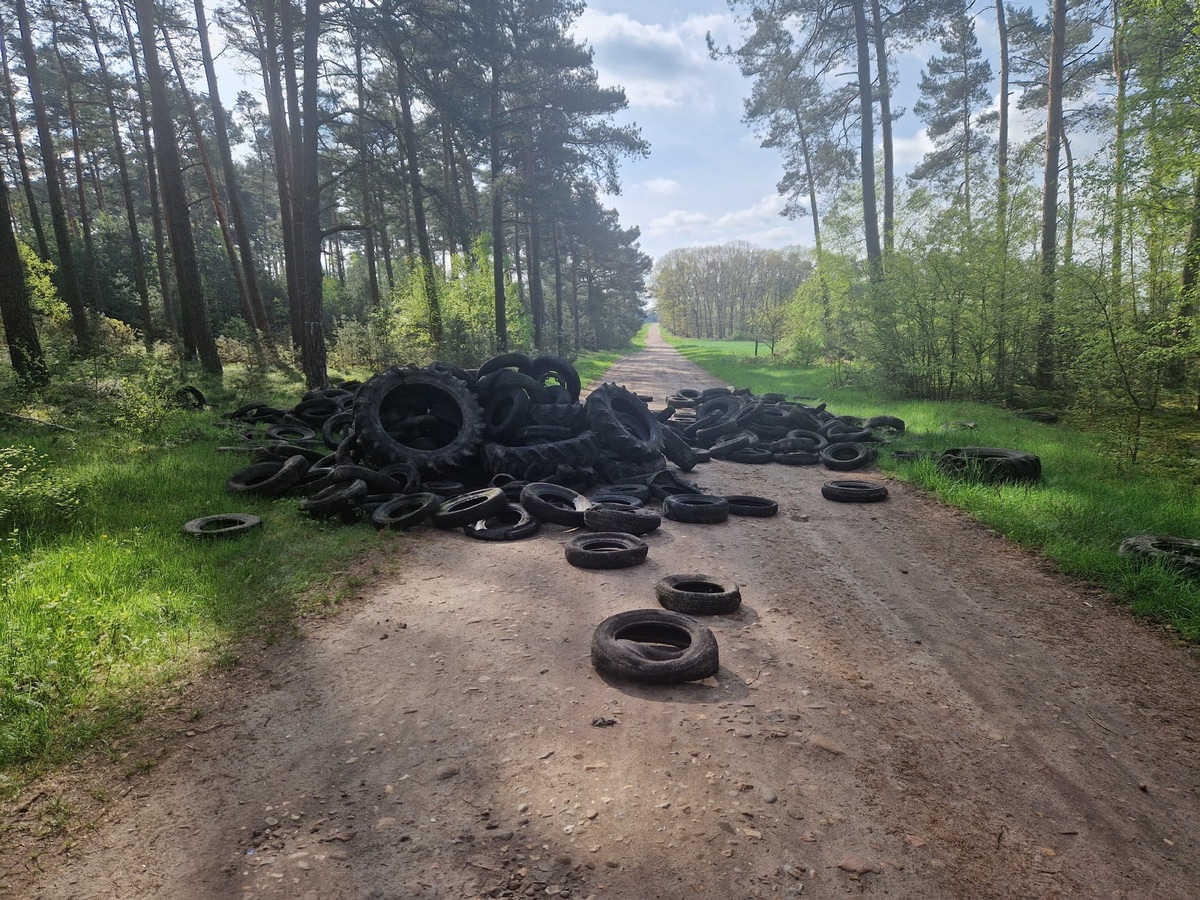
<box><xmin>0</xmin><ymin>0</ymin><xmax>651</xmax><ymax>389</ymax></box>
<box><xmin>665</xmin><ymin>0</ymin><xmax>1200</xmax><ymax>410</ymax></box>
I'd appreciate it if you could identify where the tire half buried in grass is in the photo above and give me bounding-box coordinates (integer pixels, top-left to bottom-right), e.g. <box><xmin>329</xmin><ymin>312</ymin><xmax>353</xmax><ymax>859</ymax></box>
<box><xmin>591</xmin><ymin>609</ymin><xmax>719</xmax><ymax>684</ymax></box>
<box><xmin>182</xmin><ymin>513</ymin><xmax>262</xmax><ymax>539</ymax></box>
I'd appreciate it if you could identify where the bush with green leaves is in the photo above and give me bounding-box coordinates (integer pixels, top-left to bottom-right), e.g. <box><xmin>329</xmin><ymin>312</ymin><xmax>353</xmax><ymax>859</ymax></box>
<box><xmin>0</xmin><ymin>445</ymin><xmax>85</xmax><ymax>538</ymax></box>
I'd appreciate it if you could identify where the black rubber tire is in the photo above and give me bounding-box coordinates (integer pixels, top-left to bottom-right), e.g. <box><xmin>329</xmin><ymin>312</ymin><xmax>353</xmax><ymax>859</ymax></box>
<box><xmin>565</xmin><ymin>532</ymin><xmax>649</xmax><ymax>569</ymax></box>
<box><xmin>596</xmin><ymin>453</ymin><xmax>666</xmax><ymax>483</ymax></box>
<box><xmin>477</xmin><ymin>351</ymin><xmax>533</xmax><ymax>377</ymax></box>
<box><xmin>266</xmin><ymin>424</ymin><xmax>317</xmax><ymax>443</ymax></box>
<box><xmin>661</xmin><ymin>426</ymin><xmax>699</xmax><ymax>472</ymax></box>
<box><xmin>819</xmin><ymin>442</ymin><xmax>875</xmax><ymax>471</ymax></box>
<box><xmin>371</xmin><ymin>493</ymin><xmax>440</xmax><ymax>530</ymax></box>
<box><xmin>463</xmin><ymin>503</ymin><xmax>542</xmax><ymax>541</ymax></box>
<box><xmin>422</xmin><ymin>479</ymin><xmax>467</xmax><ymax>498</ymax></box>
<box><xmin>723</xmin><ymin>495</ymin><xmax>778</xmax><ymax>517</ymax></box>
<box><xmin>864</xmin><ymin>415</ymin><xmax>906</xmax><ymax>431</ymax></box>
<box><xmin>331</xmin><ymin>464</ymin><xmax>408</xmax><ymax>495</ymax></box>
<box><xmin>353</xmin><ymin>366</ymin><xmax>484</xmax><ymax>471</ymax></box>
<box><xmin>938</xmin><ymin>447</ymin><xmax>1042</xmax><ymax>482</ymax></box>
<box><xmin>596</xmin><ymin>483</ymin><xmax>652</xmax><ymax>502</ymax></box>
<box><xmin>727</xmin><ymin>446</ymin><xmax>773</xmax><ymax>464</ymax></box>
<box><xmin>647</xmin><ymin>469</ymin><xmax>703</xmax><ymax>500</ymax></box>
<box><xmin>588</xmin><ymin>493</ymin><xmax>644</xmax><ymax>509</ymax></box>
<box><xmin>583</xmin><ymin>505</ymin><xmax>662</xmax><ymax>536</ymax></box>
<box><xmin>319</xmin><ymin>410</ymin><xmax>354</xmax><ymax>450</ymax></box>
<box><xmin>378</xmin><ymin>461</ymin><xmax>422</xmax><ymax>494</ymax></box>
<box><xmin>519</xmin><ymin>482</ymin><xmax>593</xmax><ymax>526</ymax></box>
<box><xmin>585</xmin><ymin>383</ymin><xmax>664</xmax><ymax>460</ymax></box>
<box><xmin>591</xmin><ymin>609</ymin><xmax>719</xmax><ymax>684</ymax></box>
<box><xmin>300</xmin><ymin>479</ymin><xmax>369</xmax><ymax>517</ymax></box>
<box><xmin>225</xmin><ymin>458</ymin><xmax>307</xmax><ymax>497</ymax></box>
<box><xmin>1015</xmin><ymin>410</ymin><xmax>1060</xmax><ymax>424</ymax></box>
<box><xmin>174</xmin><ymin>385</ymin><xmax>207</xmax><ymax>409</ymax></box>
<box><xmin>655</xmin><ymin>574</ymin><xmax>742</xmax><ymax>615</ymax></box>
<box><xmin>432</xmin><ymin>487</ymin><xmax>507</xmax><ymax>528</ymax></box>
<box><xmin>527</xmin><ymin>401</ymin><xmax>586</xmax><ymax>430</ymax></box>
<box><xmin>663</xmin><ymin>494</ymin><xmax>730</xmax><ymax>524</ymax></box>
<box><xmin>774</xmin><ymin>450</ymin><xmax>820</xmax><ymax>466</ymax></box>
<box><xmin>483</xmin><ymin>388</ymin><xmax>533</xmax><ymax>441</ymax></box>
<box><xmin>708</xmin><ymin>432</ymin><xmax>754</xmax><ymax>460</ymax></box>
<box><xmin>182</xmin><ymin>513</ymin><xmax>262</xmax><ymax>538</ymax></box>
<box><xmin>521</xmin><ymin>354</ymin><xmax>582</xmax><ymax>403</ymax></box>
<box><xmin>229</xmin><ymin>401</ymin><xmax>285</xmax><ymax>424</ymax></box>
<box><xmin>821</xmin><ymin>480</ymin><xmax>889</xmax><ymax>503</ymax></box>
<box><xmin>1118</xmin><ymin>534</ymin><xmax>1200</xmax><ymax>576</ymax></box>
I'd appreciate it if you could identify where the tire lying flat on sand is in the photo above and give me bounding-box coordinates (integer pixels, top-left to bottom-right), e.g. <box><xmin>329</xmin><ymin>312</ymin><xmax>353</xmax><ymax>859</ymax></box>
<box><xmin>655</xmin><ymin>574</ymin><xmax>742</xmax><ymax>615</ymax></box>
<box><xmin>591</xmin><ymin>609</ymin><xmax>719</xmax><ymax>684</ymax></box>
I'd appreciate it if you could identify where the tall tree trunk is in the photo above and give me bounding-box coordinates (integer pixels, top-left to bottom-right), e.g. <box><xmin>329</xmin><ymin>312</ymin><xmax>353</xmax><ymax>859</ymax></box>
<box><xmin>521</xmin><ymin>116</ymin><xmax>545</xmax><ymax>350</ymax></box>
<box><xmin>275</xmin><ymin>0</ymin><xmax>304</xmax><ymax>350</ymax></box>
<box><xmin>13</xmin><ymin>0</ymin><xmax>90</xmax><ymax>352</ymax></box>
<box><xmin>162</xmin><ymin>23</ymin><xmax>262</xmax><ymax>355</ymax></box>
<box><xmin>193</xmin><ymin>0</ymin><xmax>275</xmax><ymax>347</ymax></box>
<box><xmin>869</xmin><ymin>0</ymin><xmax>894</xmax><ymax>254</ymax></box>
<box><xmin>51</xmin><ymin>21</ymin><xmax>104</xmax><ymax>314</ymax></box>
<box><xmin>1110</xmin><ymin>0</ymin><xmax>1127</xmax><ymax>293</ymax></box>
<box><xmin>851</xmin><ymin>0</ymin><xmax>883</xmax><ymax>281</ymax></box>
<box><xmin>354</xmin><ymin>38</ymin><xmax>380</xmax><ymax>309</ymax></box>
<box><xmin>83</xmin><ymin>0</ymin><xmax>152</xmax><ymax>345</ymax></box>
<box><xmin>1062</xmin><ymin>127</ymin><xmax>1075</xmax><ymax>267</ymax></box>
<box><xmin>0</xmin><ymin>16</ymin><xmax>48</xmax><ymax>260</ymax></box>
<box><xmin>995</xmin><ymin>0</ymin><xmax>1010</xmax><ymax>239</ymax></box>
<box><xmin>1180</xmin><ymin>173</ymin><xmax>1200</xmax><ymax>314</ymax></box>
<box><xmin>134</xmin><ymin>0</ymin><xmax>221</xmax><ymax>374</ymax></box>
<box><xmin>794</xmin><ymin>108</ymin><xmax>831</xmax><ymax>339</ymax></box>
<box><xmin>569</xmin><ymin>233</ymin><xmax>580</xmax><ymax>351</ymax></box>
<box><xmin>117</xmin><ymin>0</ymin><xmax>177</xmax><ymax>337</ymax></box>
<box><xmin>1037</xmin><ymin>0</ymin><xmax>1067</xmax><ymax>391</ymax></box>
<box><xmin>490</xmin><ymin>51</ymin><xmax>508</xmax><ymax>350</ymax></box>
<box><xmin>294</xmin><ymin>0</ymin><xmax>327</xmax><ymax>387</ymax></box>
<box><xmin>0</xmin><ymin>177</ymin><xmax>49</xmax><ymax>386</ymax></box>
<box><xmin>552</xmin><ymin>219</ymin><xmax>564</xmax><ymax>355</ymax></box>
<box><xmin>388</xmin><ymin>44</ymin><xmax>442</xmax><ymax>351</ymax></box>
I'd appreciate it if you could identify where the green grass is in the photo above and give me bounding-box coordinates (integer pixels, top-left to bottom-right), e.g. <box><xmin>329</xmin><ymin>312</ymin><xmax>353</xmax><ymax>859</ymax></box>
<box><xmin>572</xmin><ymin>324</ymin><xmax>650</xmax><ymax>387</ymax></box>
<box><xmin>0</xmin><ymin>375</ymin><xmax>382</xmax><ymax>785</ymax></box>
<box><xmin>661</xmin><ymin>332</ymin><xmax>1200</xmax><ymax>640</ymax></box>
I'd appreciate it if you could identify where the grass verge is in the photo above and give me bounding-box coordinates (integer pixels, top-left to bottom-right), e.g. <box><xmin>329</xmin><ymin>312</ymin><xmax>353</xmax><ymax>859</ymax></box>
<box><xmin>662</xmin><ymin>332</ymin><xmax>1200</xmax><ymax>640</ymax></box>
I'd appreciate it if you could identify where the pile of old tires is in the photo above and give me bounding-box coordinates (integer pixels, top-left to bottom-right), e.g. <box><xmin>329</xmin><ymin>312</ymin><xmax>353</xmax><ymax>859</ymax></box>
<box><xmin>662</xmin><ymin>387</ymin><xmax>904</xmax><ymax>474</ymax></box>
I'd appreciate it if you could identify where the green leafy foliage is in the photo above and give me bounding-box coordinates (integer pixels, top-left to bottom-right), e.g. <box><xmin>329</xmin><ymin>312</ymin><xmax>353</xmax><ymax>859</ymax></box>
<box><xmin>0</xmin><ymin>445</ymin><xmax>85</xmax><ymax>538</ymax></box>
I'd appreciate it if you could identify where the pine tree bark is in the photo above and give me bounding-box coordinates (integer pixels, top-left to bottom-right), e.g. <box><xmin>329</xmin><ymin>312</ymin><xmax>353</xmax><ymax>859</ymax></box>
<box><xmin>1037</xmin><ymin>0</ymin><xmax>1067</xmax><ymax>392</ymax></box>
<box><xmin>13</xmin><ymin>0</ymin><xmax>91</xmax><ymax>353</ymax></box>
<box><xmin>82</xmin><ymin>0</ymin><xmax>152</xmax><ymax>345</ymax></box>
<box><xmin>0</xmin><ymin>18</ymin><xmax>48</xmax><ymax>261</ymax></box>
<box><xmin>134</xmin><ymin>0</ymin><xmax>221</xmax><ymax>374</ymax></box>
<box><xmin>851</xmin><ymin>0</ymin><xmax>883</xmax><ymax>282</ymax></box>
<box><xmin>193</xmin><ymin>0</ymin><xmax>275</xmax><ymax>345</ymax></box>
<box><xmin>389</xmin><ymin>39</ymin><xmax>443</xmax><ymax>351</ymax></box>
<box><xmin>869</xmin><ymin>0</ymin><xmax>894</xmax><ymax>255</ymax></box>
<box><xmin>117</xmin><ymin>0</ymin><xmax>177</xmax><ymax>337</ymax></box>
<box><xmin>0</xmin><ymin>178</ymin><xmax>49</xmax><ymax>387</ymax></box>
<box><xmin>51</xmin><ymin>20</ymin><xmax>104</xmax><ymax>313</ymax></box>
<box><xmin>995</xmin><ymin>0</ymin><xmax>1010</xmax><ymax>238</ymax></box>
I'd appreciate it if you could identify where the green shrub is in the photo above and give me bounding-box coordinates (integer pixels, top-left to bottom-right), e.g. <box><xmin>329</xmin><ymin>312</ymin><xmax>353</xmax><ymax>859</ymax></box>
<box><xmin>0</xmin><ymin>446</ymin><xmax>85</xmax><ymax>537</ymax></box>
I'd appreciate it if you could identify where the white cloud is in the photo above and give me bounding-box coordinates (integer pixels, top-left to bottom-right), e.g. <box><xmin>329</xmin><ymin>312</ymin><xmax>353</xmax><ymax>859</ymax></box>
<box><xmin>892</xmin><ymin>129</ymin><xmax>935</xmax><ymax>174</ymax></box>
<box><xmin>645</xmin><ymin>194</ymin><xmax>794</xmax><ymax>248</ymax></box>
<box><xmin>573</xmin><ymin>9</ymin><xmax>738</xmax><ymax>110</ymax></box>
<box><xmin>641</xmin><ymin>177</ymin><xmax>681</xmax><ymax>195</ymax></box>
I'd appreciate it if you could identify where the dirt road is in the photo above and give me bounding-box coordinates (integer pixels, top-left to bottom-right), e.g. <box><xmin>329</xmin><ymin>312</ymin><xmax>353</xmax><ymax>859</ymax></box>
<box><xmin>4</xmin><ymin>325</ymin><xmax>1198</xmax><ymax>899</ymax></box>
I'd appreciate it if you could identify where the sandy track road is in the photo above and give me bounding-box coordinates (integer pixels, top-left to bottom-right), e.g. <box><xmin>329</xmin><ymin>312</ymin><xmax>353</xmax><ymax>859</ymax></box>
<box><xmin>3</xmin><ymin>325</ymin><xmax>1198</xmax><ymax>899</ymax></box>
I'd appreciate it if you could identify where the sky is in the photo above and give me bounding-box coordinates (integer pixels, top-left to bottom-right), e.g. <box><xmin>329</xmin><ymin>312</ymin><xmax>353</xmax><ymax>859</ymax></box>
<box><xmin>573</xmin><ymin>1</ymin><xmax>1054</xmax><ymax>264</ymax></box>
